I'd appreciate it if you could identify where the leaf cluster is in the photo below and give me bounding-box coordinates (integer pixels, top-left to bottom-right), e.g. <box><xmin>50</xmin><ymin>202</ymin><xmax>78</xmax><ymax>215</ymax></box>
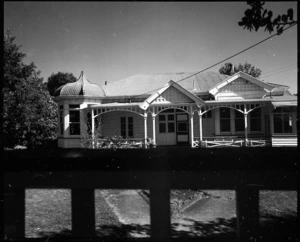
<box><xmin>238</xmin><ymin>1</ymin><xmax>296</xmax><ymax>34</ymax></box>
<box><xmin>3</xmin><ymin>30</ymin><xmax>58</xmax><ymax>148</ymax></box>
<box><xmin>219</xmin><ymin>62</ymin><xmax>262</xmax><ymax>78</ymax></box>
<box><xmin>46</xmin><ymin>72</ymin><xmax>77</xmax><ymax>96</ymax></box>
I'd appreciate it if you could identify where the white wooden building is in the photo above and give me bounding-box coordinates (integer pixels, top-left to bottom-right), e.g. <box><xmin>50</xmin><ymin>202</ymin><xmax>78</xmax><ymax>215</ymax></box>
<box><xmin>54</xmin><ymin>71</ymin><xmax>297</xmax><ymax>148</ymax></box>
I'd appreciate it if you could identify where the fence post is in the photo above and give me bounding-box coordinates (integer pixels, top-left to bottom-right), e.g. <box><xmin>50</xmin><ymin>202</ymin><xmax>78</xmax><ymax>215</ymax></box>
<box><xmin>236</xmin><ymin>187</ymin><xmax>260</xmax><ymax>240</ymax></box>
<box><xmin>150</xmin><ymin>172</ymin><xmax>171</xmax><ymax>240</ymax></box>
<box><xmin>3</xmin><ymin>188</ymin><xmax>25</xmax><ymax>239</ymax></box>
<box><xmin>71</xmin><ymin>188</ymin><xmax>96</xmax><ymax>237</ymax></box>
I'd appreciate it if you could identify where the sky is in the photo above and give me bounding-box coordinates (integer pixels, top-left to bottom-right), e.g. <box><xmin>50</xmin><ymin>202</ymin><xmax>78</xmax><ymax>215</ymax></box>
<box><xmin>4</xmin><ymin>2</ymin><xmax>298</xmax><ymax>93</ymax></box>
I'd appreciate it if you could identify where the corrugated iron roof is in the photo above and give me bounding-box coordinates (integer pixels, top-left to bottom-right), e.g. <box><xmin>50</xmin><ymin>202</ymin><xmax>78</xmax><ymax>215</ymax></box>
<box><xmin>55</xmin><ymin>71</ymin><xmax>105</xmax><ymax>97</ymax></box>
<box><xmin>103</xmin><ymin>71</ymin><xmax>228</xmax><ymax>96</ymax></box>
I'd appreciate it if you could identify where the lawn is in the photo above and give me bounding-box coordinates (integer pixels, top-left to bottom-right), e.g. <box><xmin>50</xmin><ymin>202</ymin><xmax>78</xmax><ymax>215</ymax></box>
<box><xmin>25</xmin><ymin>189</ymin><xmax>297</xmax><ymax>238</ymax></box>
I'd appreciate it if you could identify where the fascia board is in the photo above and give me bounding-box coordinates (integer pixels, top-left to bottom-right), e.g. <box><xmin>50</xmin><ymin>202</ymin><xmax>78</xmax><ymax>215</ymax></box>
<box><xmin>208</xmin><ymin>75</ymin><xmax>239</xmax><ymax>95</ymax></box>
<box><xmin>139</xmin><ymin>83</ymin><xmax>171</xmax><ymax>110</ymax></box>
<box><xmin>238</xmin><ymin>72</ymin><xmax>274</xmax><ymax>91</ymax></box>
<box><xmin>171</xmin><ymin>81</ymin><xmax>205</xmax><ymax>105</ymax></box>
<box><xmin>209</xmin><ymin>72</ymin><xmax>275</xmax><ymax>96</ymax></box>
<box><xmin>140</xmin><ymin>80</ymin><xmax>205</xmax><ymax>109</ymax></box>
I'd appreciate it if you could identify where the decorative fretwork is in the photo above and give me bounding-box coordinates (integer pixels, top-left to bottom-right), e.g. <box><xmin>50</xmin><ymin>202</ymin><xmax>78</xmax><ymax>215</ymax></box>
<box><xmin>94</xmin><ymin>106</ymin><xmax>144</xmax><ymax>117</ymax></box>
<box><xmin>198</xmin><ymin>102</ymin><xmax>268</xmax><ymax>115</ymax></box>
<box><xmin>149</xmin><ymin>104</ymin><xmax>197</xmax><ymax>116</ymax></box>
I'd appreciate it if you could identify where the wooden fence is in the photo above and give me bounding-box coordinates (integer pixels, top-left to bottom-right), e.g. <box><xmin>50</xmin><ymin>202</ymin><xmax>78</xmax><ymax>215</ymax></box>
<box><xmin>3</xmin><ymin>147</ymin><xmax>299</xmax><ymax>241</ymax></box>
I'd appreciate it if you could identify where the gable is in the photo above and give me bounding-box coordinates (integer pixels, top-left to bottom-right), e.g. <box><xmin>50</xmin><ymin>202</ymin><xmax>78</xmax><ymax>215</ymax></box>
<box><xmin>153</xmin><ymin>86</ymin><xmax>194</xmax><ymax>104</ymax></box>
<box><xmin>139</xmin><ymin>80</ymin><xmax>205</xmax><ymax>110</ymax></box>
<box><xmin>215</xmin><ymin>77</ymin><xmax>267</xmax><ymax>100</ymax></box>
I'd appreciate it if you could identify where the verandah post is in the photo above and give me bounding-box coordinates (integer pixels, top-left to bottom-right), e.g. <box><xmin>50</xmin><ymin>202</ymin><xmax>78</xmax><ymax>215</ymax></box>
<box><xmin>91</xmin><ymin>108</ymin><xmax>95</xmax><ymax>149</ymax></box>
<box><xmin>190</xmin><ymin>113</ymin><xmax>194</xmax><ymax>147</ymax></box>
<box><xmin>144</xmin><ymin>112</ymin><xmax>148</xmax><ymax>147</ymax></box>
<box><xmin>244</xmin><ymin>106</ymin><xmax>248</xmax><ymax>146</ymax></box>
<box><xmin>152</xmin><ymin>115</ymin><xmax>156</xmax><ymax>145</ymax></box>
<box><xmin>199</xmin><ymin>113</ymin><xmax>203</xmax><ymax>141</ymax></box>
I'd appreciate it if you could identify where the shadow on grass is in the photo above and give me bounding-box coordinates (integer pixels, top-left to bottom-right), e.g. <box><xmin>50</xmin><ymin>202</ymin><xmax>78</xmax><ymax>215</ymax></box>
<box><xmin>35</xmin><ymin>215</ymin><xmax>298</xmax><ymax>241</ymax></box>
<box><xmin>171</xmin><ymin>217</ymin><xmax>236</xmax><ymax>238</ymax></box>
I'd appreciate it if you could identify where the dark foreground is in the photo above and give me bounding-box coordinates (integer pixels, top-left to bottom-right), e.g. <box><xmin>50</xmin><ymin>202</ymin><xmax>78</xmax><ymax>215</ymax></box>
<box><xmin>3</xmin><ymin>147</ymin><xmax>299</xmax><ymax>241</ymax></box>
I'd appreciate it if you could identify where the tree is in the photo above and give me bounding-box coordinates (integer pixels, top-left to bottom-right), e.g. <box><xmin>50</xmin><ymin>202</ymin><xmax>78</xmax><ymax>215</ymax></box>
<box><xmin>46</xmin><ymin>72</ymin><xmax>77</xmax><ymax>96</ymax></box>
<box><xmin>239</xmin><ymin>1</ymin><xmax>297</xmax><ymax>34</ymax></box>
<box><xmin>219</xmin><ymin>62</ymin><xmax>262</xmax><ymax>78</ymax></box>
<box><xmin>3</xmin><ymin>29</ymin><xmax>58</xmax><ymax>148</ymax></box>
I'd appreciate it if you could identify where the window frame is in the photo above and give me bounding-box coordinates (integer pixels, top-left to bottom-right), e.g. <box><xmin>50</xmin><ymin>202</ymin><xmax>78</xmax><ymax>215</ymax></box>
<box><xmin>219</xmin><ymin>107</ymin><xmax>231</xmax><ymax>133</ymax></box>
<box><xmin>158</xmin><ymin>113</ymin><xmax>176</xmax><ymax>134</ymax></box>
<box><xmin>59</xmin><ymin>105</ymin><xmax>64</xmax><ymax>136</ymax></box>
<box><xmin>234</xmin><ymin>109</ymin><xmax>244</xmax><ymax>133</ymax></box>
<box><xmin>120</xmin><ymin>117</ymin><xmax>134</xmax><ymax>138</ymax></box>
<box><xmin>273</xmin><ymin>109</ymin><xmax>293</xmax><ymax>134</ymax></box>
<box><xmin>249</xmin><ymin>108</ymin><xmax>262</xmax><ymax>132</ymax></box>
<box><xmin>69</xmin><ymin>104</ymin><xmax>81</xmax><ymax>136</ymax></box>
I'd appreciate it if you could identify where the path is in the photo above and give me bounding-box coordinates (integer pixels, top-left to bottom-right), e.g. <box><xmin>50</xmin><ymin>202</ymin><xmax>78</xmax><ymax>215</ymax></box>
<box><xmin>100</xmin><ymin>189</ymin><xmax>150</xmax><ymax>237</ymax></box>
<box><xmin>100</xmin><ymin>189</ymin><xmax>236</xmax><ymax>238</ymax></box>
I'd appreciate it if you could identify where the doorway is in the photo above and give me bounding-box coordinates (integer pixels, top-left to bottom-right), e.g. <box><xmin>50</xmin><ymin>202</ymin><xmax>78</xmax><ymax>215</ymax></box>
<box><xmin>176</xmin><ymin>113</ymin><xmax>189</xmax><ymax>145</ymax></box>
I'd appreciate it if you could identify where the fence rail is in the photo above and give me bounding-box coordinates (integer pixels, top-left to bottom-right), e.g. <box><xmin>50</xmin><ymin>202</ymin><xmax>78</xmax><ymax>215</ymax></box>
<box><xmin>3</xmin><ymin>147</ymin><xmax>299</xmax><ymax>241</ymax></box>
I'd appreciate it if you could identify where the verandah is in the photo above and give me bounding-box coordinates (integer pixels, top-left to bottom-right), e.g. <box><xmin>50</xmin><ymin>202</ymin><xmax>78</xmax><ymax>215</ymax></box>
<box><xmin>87</xmin><ymin>101</ymin><xmax>270</xmax><ymax>148</ymax></box>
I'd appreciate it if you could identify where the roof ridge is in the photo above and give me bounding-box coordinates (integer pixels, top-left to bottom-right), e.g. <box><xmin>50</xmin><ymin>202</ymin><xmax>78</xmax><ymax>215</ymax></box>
<box><xmin>103</xmin><ymin>74</ymin><xmax>141</xmax><ymax>87</ymax></box>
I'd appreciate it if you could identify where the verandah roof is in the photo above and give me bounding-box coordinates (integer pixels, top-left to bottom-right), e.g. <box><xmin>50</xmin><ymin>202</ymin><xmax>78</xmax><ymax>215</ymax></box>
<box><xmin>271</xmin><ymin>101</ymin><xmax>297</xmax><ymax>107</ymax></box>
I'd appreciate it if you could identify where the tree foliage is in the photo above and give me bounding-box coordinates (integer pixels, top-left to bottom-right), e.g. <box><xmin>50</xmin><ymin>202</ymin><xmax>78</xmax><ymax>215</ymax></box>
<box><xmin>3</xmin><ymin>30</ymin><xmax>58</xmax><ymax>148</ymax></box>
<box><xmin>219</xmin><ymin>62</ymin><xmax>262</xmax><ymax>78</ymax></box>
<box><xmin>46</xmin><ymin>72</ymin><xmax>77</xmax><ymax>96</ymax></box>
<box><xmin>239</xmin><ymin>1</ymin><xmax>297</xmax><ymax>34</ymax></box>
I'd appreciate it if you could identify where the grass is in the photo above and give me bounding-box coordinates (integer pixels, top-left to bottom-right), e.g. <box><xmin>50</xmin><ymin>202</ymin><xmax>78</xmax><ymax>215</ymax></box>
<box><xmin>25</xmin><ymin>189</ymin><xmax>297</xmax><ymax>238</ymax></box>
<box><xmin>25</xmin><ymin>189</ymin><xmax>72</xmax><ymax>238</ymax></box>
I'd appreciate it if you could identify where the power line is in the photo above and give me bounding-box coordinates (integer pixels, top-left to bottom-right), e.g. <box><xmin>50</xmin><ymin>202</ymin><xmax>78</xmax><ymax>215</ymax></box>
<box><xmin>141</xmin><ymin>23</ymin><xmax>297</xmax><ymax>95</ymax></box>
<box><xmin>260</xmin><ymin>64</ymin><xmax>297</xmax><ymax>78</ymax></box>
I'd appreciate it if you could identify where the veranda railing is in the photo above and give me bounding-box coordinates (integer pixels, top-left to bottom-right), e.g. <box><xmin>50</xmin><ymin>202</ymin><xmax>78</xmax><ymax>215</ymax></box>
<box><xmin>3</xmin><ymin>147</ymin><xmax>298</xmax><ymax>241</ymax></box>
<box><xmin>193</xmin><ymin>137</ymin><xmax>270</xmax><ymax>148</ymax></box>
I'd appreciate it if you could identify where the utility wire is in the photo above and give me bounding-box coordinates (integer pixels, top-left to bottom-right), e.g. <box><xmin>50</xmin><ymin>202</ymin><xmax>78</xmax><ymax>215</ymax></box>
<box><xmin>141</xmin><ymin>23</ymin><xmax>297</xmax><ymax>95</ymax></box>
<box><xmin>260</xmin><ymin>64</ymin><xmax>297</xmax><ymax>78</ymax></box>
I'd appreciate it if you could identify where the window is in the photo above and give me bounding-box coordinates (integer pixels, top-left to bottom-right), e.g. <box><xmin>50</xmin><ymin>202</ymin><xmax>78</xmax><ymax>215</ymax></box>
<box><xmin>250</xmin><ymin>108</ymin><xmax>261</xmax><ymax>132</ymax></box>
<box><xmin>159</xmin><ymin>114</ymin><xmax>175</xmax><ymax>133</ymax></box>
<box><xmin>203</xmin><ymin>110</ymin><xmax>212</xmax><ymax>118</ymax></box>
<box><xmin>69</xmin><ymin>105</ymin><xmax>80</xmax><ymax>135</ymax></box>
<box><xmin>235</xmin><ymin>110</ymin><xmax>244</xmax><ymax>132</ymax></box>
<box><xmin>128</xmin><ymin>117</ymin><xmax>133</xmax><ymax>137</ymax></box>
<box><xmin>220</xmin><ymin>108</ymin><xmax>231</xmax><ymax>132</ymax></box>
<box><xmin>59</xmin><ymin>105</ymin><xmax>64</xmax><ymax>135</ymax></box>
<box><xmin>69</xmin><ymin>104</ymin><xmax>80</xmax><ymax>109</ymax></box>
<box><xmin>273</xmin><ymin>108</ymin><xmax>293</xmax><ymax>134</ymax></box>
<box><xmin>120</xmin><ymin>117</ymin><xmax>134</xmax><ymax>138</ymax></box>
